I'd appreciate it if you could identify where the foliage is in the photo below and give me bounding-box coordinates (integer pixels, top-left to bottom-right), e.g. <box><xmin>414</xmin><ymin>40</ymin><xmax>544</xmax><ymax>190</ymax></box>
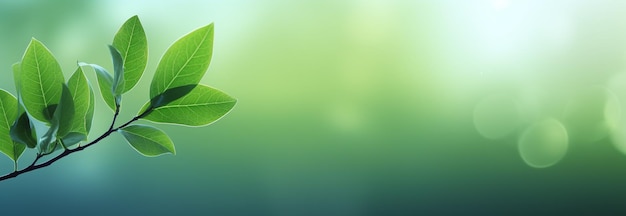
<box><xmin>0</xmin><ymin>15</ymin><xmax>236</xmax><ymax>181</ymax></box>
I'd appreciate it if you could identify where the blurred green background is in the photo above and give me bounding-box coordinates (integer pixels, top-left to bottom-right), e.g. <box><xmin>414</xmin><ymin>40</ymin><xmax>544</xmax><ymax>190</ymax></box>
<box><xmin>2</xmin><ymin>0</ymin><xmax>626</xmax><ymax>215</ymax></box>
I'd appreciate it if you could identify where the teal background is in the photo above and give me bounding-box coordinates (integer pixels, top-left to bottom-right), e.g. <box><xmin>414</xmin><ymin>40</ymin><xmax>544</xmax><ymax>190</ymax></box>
<box><xmin>2</xmin><ymin>0</ymin><xmax>626</xmax><ymax>215</ymax></box>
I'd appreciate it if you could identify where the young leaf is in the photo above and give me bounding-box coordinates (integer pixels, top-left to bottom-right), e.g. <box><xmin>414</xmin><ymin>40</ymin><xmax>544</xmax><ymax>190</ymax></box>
<box><xmin>67</xmin><ymin>67</ymin><xmax>95</xmax><ymax>136</ymax></box>
<box><xmin>0</xmin><ymin>89</ymin><xmax>25</xmax><ymax>161</ymax></box>
<box><xmin>119</xmin><ymin>125</ymin><xmax>175</xmax><ymax>157</ymax></box>
<box><xmin>80</xmin><ymin>63</ymin><xmax>116</xmax><ymax>111</ymax></box>
<box><xmin>55</xmin><ymin>84</ymin><xmax>76</xmax><ymax>139</ymax></box>
<box><xmin>10</xmin><ymin>62</ymin><xmax>37</xmax><ymax>149</ymax></box>
<box><xmin>150</xmin><ymin>23</ymin><xmax>214</xmax><ymax>103</ymax></box>
<box><xmin>20</xmin><ymin>38</ymin><xmax>65</xmax><ymax>123</ymax></box>
<box><xmin>10</xmin><ymin>112</ymin><xmax>37</xmax><ymax>149</ymax></box>
<box><xmin>140</xmin><ymin>85</ymin><xmax>236</xmax><ymax>126</ymax></box>
<box><xmin>113</xmin><ymin>15</ymin><xmax>148</xmax><ymax>93</ymax></box>
<box><xmin>109</xmin><ymin>45</ymin><xmax>125</xmax><ymax>97</ymax></box>
<box><xmin>39</xmin><ymin>122</ymin><xmax>58</xmax><ymax>154</ymax></box>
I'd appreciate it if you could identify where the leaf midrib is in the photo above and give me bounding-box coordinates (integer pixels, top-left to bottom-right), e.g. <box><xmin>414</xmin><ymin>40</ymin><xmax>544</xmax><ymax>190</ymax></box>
<box><xmin>154</xmin><ymin>100</ymin><xmax>235</xmax><ymax>110</ymax></box>
<box><xmin>33</xmin><ymin>45</ymin><xmax>50</xmax><ymax>114</ymax></box>
<box><xmin>0</xmin><ymin>97</ymin><xmax>10</xmax><ymax>131</ymax></box>
<box><xmin>160</xmin><ymin>27</ymin><xmax>210</xmax><ymax>95</ymax></box>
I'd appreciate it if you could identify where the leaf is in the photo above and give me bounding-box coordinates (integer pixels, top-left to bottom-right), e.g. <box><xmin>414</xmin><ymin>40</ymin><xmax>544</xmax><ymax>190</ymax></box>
<box><xmin>39</xmin><ymin>122</ymin><xmax>58</xmax><ymax>154</ymax></box>
<box><xmin>109</xmin><ymin>45</ymin><xmax>125</xmax><ymax>97</ymax></box>
<box><xmin>10</xmin><ymin>112</ymin><xmax>37</xmax><ymax>148</ymax></box>
<box><xmin>67</xmin><ymin>67</ymin><xmax>95</xmax><ymax>136</ymax></box>
<box><xmin>10</xmin><ymin>61</ymin><xmax>37</xmax><ymax>149</ymax></box>
<box><xmin>0</xmin><ymin>89</ymin><xmax>25</xmax><ymax>161</ymax></box>
<box><xmin>62</xmin><ymin>132</ymin><xmax>86</xmax><ymax>147</ymax></box>
<box><xmin>140</xmin><ymin>85</ymin><xmax>236</xmax><ymax>126</ymax></box>
<box><xmin>80</xmin><ymin>63</ymin><xmax>116</xmax><ymax>111</ymax></box>
<box><xmin>150</xmin><ymin>23</ymin><xmax>214</xmax><ymax>102</ymax></box>
<box><xmin>55</xmin><ymin>84</ymin><xmax>75</xmax><ymax>139</ymax></box>
<box><xmin>20</xmin><ymin>38</ymin><xmax>65</xmax><ymax>123</ymax></box>
<box><xmin>119</xmin><ymin>125</ymin><xmax>175</xmax><ymax>157</ymax></box>
<box><xmin>113</xmin><ymin>15</ymin><xmax>148</xmax><ymax>93</ymax></box>
<box><xmin>149</xmin><ymin>85</ymin><xmax>196</xmax><ymax>109</ymax></box>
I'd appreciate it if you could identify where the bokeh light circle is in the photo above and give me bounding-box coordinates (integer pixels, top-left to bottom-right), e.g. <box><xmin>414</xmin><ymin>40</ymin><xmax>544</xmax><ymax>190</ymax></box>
<box><xmin>562</xmin><ymin>86</ymin><xmax>618</xmax><ymax>144</ymax></box>
<box><xmin>473</xmin><ymin>94</ymin><xmax>520</xmax><ymax>139</ymax></box>
<box><xmin>518</xmin><ymin>118</ymin><xmax>569</xmax><ymax>168</ymax></box>
<box><xmin>607</xmin><ymin>73</ymin><xmax>626</xmax><ymax>154</ymax></box>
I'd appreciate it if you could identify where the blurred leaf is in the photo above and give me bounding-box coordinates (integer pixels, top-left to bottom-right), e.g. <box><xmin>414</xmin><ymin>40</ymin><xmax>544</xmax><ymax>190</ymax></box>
<box><xmin>10</xmin><ymin>112</ymin><xmax>37</xmax><ymax>149</ymax></box>
<box><xmin>150</xmin><ymin>23</ymin><xmax>214</xmax><ymax>102</ymax></box>
<box><xmin>108</xmin><ymin>45</ymin><xmax>125</xmax><ymax>98</ymax></box>
<box><xmin>0</xmin><ymin>89</ymin><xmax>25</xmax><ymax>162</ymax></box>
<box><xmin>20</xmin><ymin>38</ymin><xmax>65</xmax><ymax>123</ymax></box>
<box><xmin>113</xmin><ymin>15</ymin><xmax>147</xmax><ymax>93</ymax></box>
<box><xmin>80</xmin><ymin>63</ymin><xmax>116</xmax><ymax>111</ymax></box>
<box><xmin>67</xmin><ymin>67</ymin><xmax>95</xmax><ymax>136</ymax></box>
<box><xmin>119</xmin><ymin>124</ymin><xmax>175</xmax><ymax>157</ymax></box>
<box><xmin>140</xmin><ymin>85</ymin><xmax>236</xmax><ymax>126</ymax></box>
<box><xmin>55</xmin><ymin>84</ymin><xmax>75</xmax><ymax>139</ymax></box>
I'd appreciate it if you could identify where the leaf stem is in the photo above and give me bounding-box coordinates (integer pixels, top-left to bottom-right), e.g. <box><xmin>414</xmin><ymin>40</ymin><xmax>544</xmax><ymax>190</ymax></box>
<box><xmin>0</xmin><ymin>108</ymin><xmax>152</xmax><ymax>182</ymax></box>
<box><xmin>109</xmin><ymin>103</ymin><xmax>121</xmax><ymax>131</ymax></box>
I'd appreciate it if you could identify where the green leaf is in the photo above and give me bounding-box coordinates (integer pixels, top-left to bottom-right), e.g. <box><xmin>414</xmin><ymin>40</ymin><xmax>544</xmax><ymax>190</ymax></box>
<box><xmin>62</xmin><ymin>132</ymin><xmax>86</xmax><ymax>147</ymax></box>
<box><xmin>119</xmin><ymin>124</ymin><xmax>175</xmax><ymax>157</ymax></box>
<box><xmin>0</xmin><ymin>89</ymin><xmax>25</xmax><ymax>161</ymax></box>
<box><xmin>10</xmin><ymin>112</ymin><xmax>37</xmax><ymax>148</ymax></box>
<box><xmin>55</xmin><ymin>84</ymin><xmax>75</xmax><ymax>140</ymax></box>
<box><xmin>149</xmin><ymin>85</ymin><xmax>196</xmax><ymax>108</ymax></box>
<box><xmin>150</xmin><ymin>23</ymin><xmax>214</xmax><ymax>102</ymax></box>
<box><xmin>39</xmin><ymin>84</ymin><xmax>72</xmax><ymax>154</ymax></box>
<box><xmin>109</xmin><ymin>45</ymin><xmax>125</xmax><ymax>98</ymax></box>
<box><xmin>67</xmin><ymin>67</ymin><xmax>95</xmax><ymax>136</ymax></box>
<box><xmin>80</xmin><ymin>63</ymin><xmax>116</xmax><ymax>111</ymax></box>
<box><xmin>10</xmin><ymin>61</ymin><xmax>37</xmax><ymax>149</ymax></box>
<box><xmin>39</xmin><ymin>121</ymin><xmax>58</xmax><ymax>154</ymax></box>
<box><xmin>140</xmin><ymin>85</ymin><xmax>236</xmax><ymax>126</ymax></box>
<box><xmin>113</xmin><ymin>15</ymin><xmax>148</xmax><ymax>93</ymax></box>
<box><xmin>20</xmin><ymin>38</ymin><xmax>65</xmax><ymax>123</ymax></box>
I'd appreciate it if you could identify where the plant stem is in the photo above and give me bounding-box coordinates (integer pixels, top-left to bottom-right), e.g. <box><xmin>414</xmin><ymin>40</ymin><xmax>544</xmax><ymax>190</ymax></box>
<box><xmin>0</xmin><ymin>108</ymin><xmax>151</xmax><ymax>182</ymax></box>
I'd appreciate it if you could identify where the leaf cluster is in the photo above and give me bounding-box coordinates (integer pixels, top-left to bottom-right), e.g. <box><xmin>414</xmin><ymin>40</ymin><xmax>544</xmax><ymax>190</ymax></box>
<box><xmin>0</xmin><ymin>16</ymin><xmax>236</xmax><ymax>177</ymax></box>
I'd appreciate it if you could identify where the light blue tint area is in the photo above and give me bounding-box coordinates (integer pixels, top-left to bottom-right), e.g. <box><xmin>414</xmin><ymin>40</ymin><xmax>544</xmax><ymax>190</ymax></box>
<box><xmin>2</xmin><ymin>0</ymin><xmax>626</xmax><ymax>215</ymax></box>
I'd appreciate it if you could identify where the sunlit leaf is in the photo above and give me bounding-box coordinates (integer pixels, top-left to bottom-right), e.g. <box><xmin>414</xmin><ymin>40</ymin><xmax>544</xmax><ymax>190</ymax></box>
<box><xmin>55</xmin><ymin>84</ymin><xmax>76</xmax><ymax>139</ymax></box>
<box><xmin>119</xmin><ymin>124</ymin><xmax>175</xmax><ymax>157</ymax></box>
<box><xmin>80</xmin><ymin>63</ymin><xmax>116</xmax><ymax>111</ymax></box>
<box><xmin>149</xmin><ymin>85</ymin><xmax>196</xmax><ymax>109</ymax></box>
<box><xmin>109</xmin><ymin>45</ymin><xmax>125</xmax><ymax>97</ymax></box>
<box><xmin>20</xmin><ymin>38</ymin><xmax>65</xmax><ymax>123</ymax></box>
<box><xmin>0</xmin><ymin>89</ymin><xmax>25</xmax><ymax>161</ymax></box>
<box><xmin>67</xmin><ymin>67</ymin><xmax>95</xmax><ymax>137</ymax></box>
<box><xmin>10</xmin><ymin>61</ymin><xmax>37</xmax><ymax>149</ymax></box>
<box><xmin>140</xmin><ymin>85</ymin><xmax>236</xmax><ymax>126</ymax></box>
<box><xmin>113</xmin><ymin>15</ymin><xmax>147</xmax><ymax>93</ymax></box>
<box><xmin>150</xmin><ymin>23</ymin><xmax>214</xmax><ymax>102</ymax></box>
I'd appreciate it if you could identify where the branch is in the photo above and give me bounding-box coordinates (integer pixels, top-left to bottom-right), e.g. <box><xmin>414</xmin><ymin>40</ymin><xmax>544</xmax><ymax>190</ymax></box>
<box><xmin>0</xmin><ymin>108</ymin><xmax>152</xmax><ymax>182</ymax></box>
